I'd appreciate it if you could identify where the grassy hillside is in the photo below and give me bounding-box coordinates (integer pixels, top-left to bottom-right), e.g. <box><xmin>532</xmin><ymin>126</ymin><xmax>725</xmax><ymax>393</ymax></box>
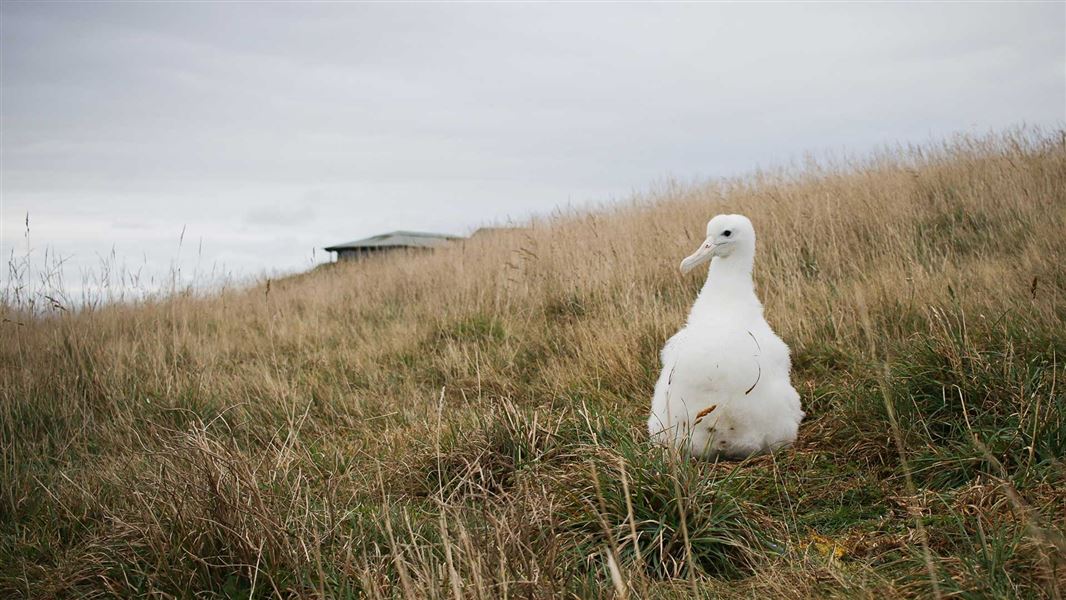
<box><xmin>2</xmin><ymin>130</ymin><xmax>1064</xmax><ymax>598</ymax></box>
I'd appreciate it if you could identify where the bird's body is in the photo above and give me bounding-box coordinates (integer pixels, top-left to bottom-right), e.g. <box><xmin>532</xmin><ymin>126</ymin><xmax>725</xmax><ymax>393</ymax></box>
<box><xmin>648</xmin><ymin>215</ymin><xmax>803</xmax><ymax>459</ymax></box>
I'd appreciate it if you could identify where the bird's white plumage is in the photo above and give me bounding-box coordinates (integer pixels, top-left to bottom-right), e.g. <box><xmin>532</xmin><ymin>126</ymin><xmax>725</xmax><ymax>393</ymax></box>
<box><xmin>648</xmin><ymin>214</ymin><xmax>804</xmax><ymax>459</ymax></box>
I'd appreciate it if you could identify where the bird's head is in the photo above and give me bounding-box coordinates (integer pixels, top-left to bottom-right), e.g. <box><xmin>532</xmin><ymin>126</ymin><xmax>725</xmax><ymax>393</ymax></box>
<box><xmin>679</xmin><ymin>214</ymin><xmax>755</xmax><ymax>274</ymax></box>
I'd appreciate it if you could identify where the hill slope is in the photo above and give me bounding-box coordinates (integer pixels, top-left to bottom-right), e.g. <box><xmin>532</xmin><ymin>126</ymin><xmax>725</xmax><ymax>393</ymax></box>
<box><xmin>2</xmin><ymin>130</ymin><xmax>1065</xmax><ymax>598</ymax></box>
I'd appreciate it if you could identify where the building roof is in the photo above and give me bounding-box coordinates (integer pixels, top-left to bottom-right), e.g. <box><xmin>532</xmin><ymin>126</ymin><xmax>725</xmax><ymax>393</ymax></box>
<box><xmin>324</xmin><ymin>230</ymin><xmax>463</xmax><ymax>252</ymax></box>
<box><xmin>471</xmin><ymin>226</ymin><xmax>523</xmax><ymax>236</ymax></box>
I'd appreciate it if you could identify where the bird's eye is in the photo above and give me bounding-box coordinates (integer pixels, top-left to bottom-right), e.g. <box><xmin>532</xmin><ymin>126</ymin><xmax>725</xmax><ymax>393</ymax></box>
<box><xmin>722</xmin><ymin>230</ymin><xmax>732</xmax><ymax>237</ymax></box>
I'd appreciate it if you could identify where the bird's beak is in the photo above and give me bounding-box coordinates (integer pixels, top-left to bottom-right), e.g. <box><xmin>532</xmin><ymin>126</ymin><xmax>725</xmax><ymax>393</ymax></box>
<box><xmin>680</xmin><ymin>239</ymin><xmax>715</xmax><ymax>274</ymax></box>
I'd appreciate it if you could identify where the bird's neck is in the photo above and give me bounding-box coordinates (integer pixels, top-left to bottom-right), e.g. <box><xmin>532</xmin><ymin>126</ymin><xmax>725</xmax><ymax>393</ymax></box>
<box><xmin>690</xmin><ymin>253</ymin><xmax>760</xmax><ymax>319</ymax></box>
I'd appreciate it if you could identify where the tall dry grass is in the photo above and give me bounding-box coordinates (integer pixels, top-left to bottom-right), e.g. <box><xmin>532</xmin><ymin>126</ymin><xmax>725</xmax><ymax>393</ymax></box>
<box><xmin>1</xmin><ymin>128</ymin><xmax>1064</xmax><ymax>598</ymax></box>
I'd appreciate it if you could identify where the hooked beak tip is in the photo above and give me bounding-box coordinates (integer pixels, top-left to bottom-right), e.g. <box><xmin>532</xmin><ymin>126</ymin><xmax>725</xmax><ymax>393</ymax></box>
<box><xmin>680</xmin><ymin>242</ymin><xmax>714</xmax><ymax>274</ymax></box>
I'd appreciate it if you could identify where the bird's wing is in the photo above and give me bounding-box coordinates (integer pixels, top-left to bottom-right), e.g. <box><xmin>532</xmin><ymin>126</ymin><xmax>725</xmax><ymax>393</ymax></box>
<box><xmin>660</xmin><ymin>329</ymin><xmax>690</xmax><ymax>365</ymax></box>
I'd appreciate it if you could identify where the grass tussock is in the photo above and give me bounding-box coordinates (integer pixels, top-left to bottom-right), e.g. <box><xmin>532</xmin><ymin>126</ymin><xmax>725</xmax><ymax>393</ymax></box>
<box><xmin>2</xmin><ymin>128</ymin><xmax>1065</xmax><ymax>598</ymax></box>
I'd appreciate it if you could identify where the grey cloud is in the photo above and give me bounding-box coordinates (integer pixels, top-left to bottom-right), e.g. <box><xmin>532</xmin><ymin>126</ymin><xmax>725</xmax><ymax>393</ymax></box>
<box><xmin>245</xmin><ymin>203</ymin><xmax>317</xmax><ymax>227</ymax></box>
<box><xmin>1</xmin><ymin>2</ymin><xmax>1063</xmax><ymax>293</ymax></box>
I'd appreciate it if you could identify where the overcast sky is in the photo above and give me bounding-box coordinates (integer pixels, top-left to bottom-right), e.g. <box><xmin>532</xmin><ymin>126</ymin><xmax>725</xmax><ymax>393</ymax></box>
<box><xmin>2</xmin><ymin>2</ymin><xmax>1064</xmax><ymax>299</ymax></box>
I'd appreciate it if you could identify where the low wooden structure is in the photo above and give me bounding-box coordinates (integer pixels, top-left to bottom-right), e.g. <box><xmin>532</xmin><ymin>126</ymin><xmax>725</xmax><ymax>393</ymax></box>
<box><xmin>324</xmin><ymin>231</ymin><xmax>462</xmax><ymax>261</ymax></box>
